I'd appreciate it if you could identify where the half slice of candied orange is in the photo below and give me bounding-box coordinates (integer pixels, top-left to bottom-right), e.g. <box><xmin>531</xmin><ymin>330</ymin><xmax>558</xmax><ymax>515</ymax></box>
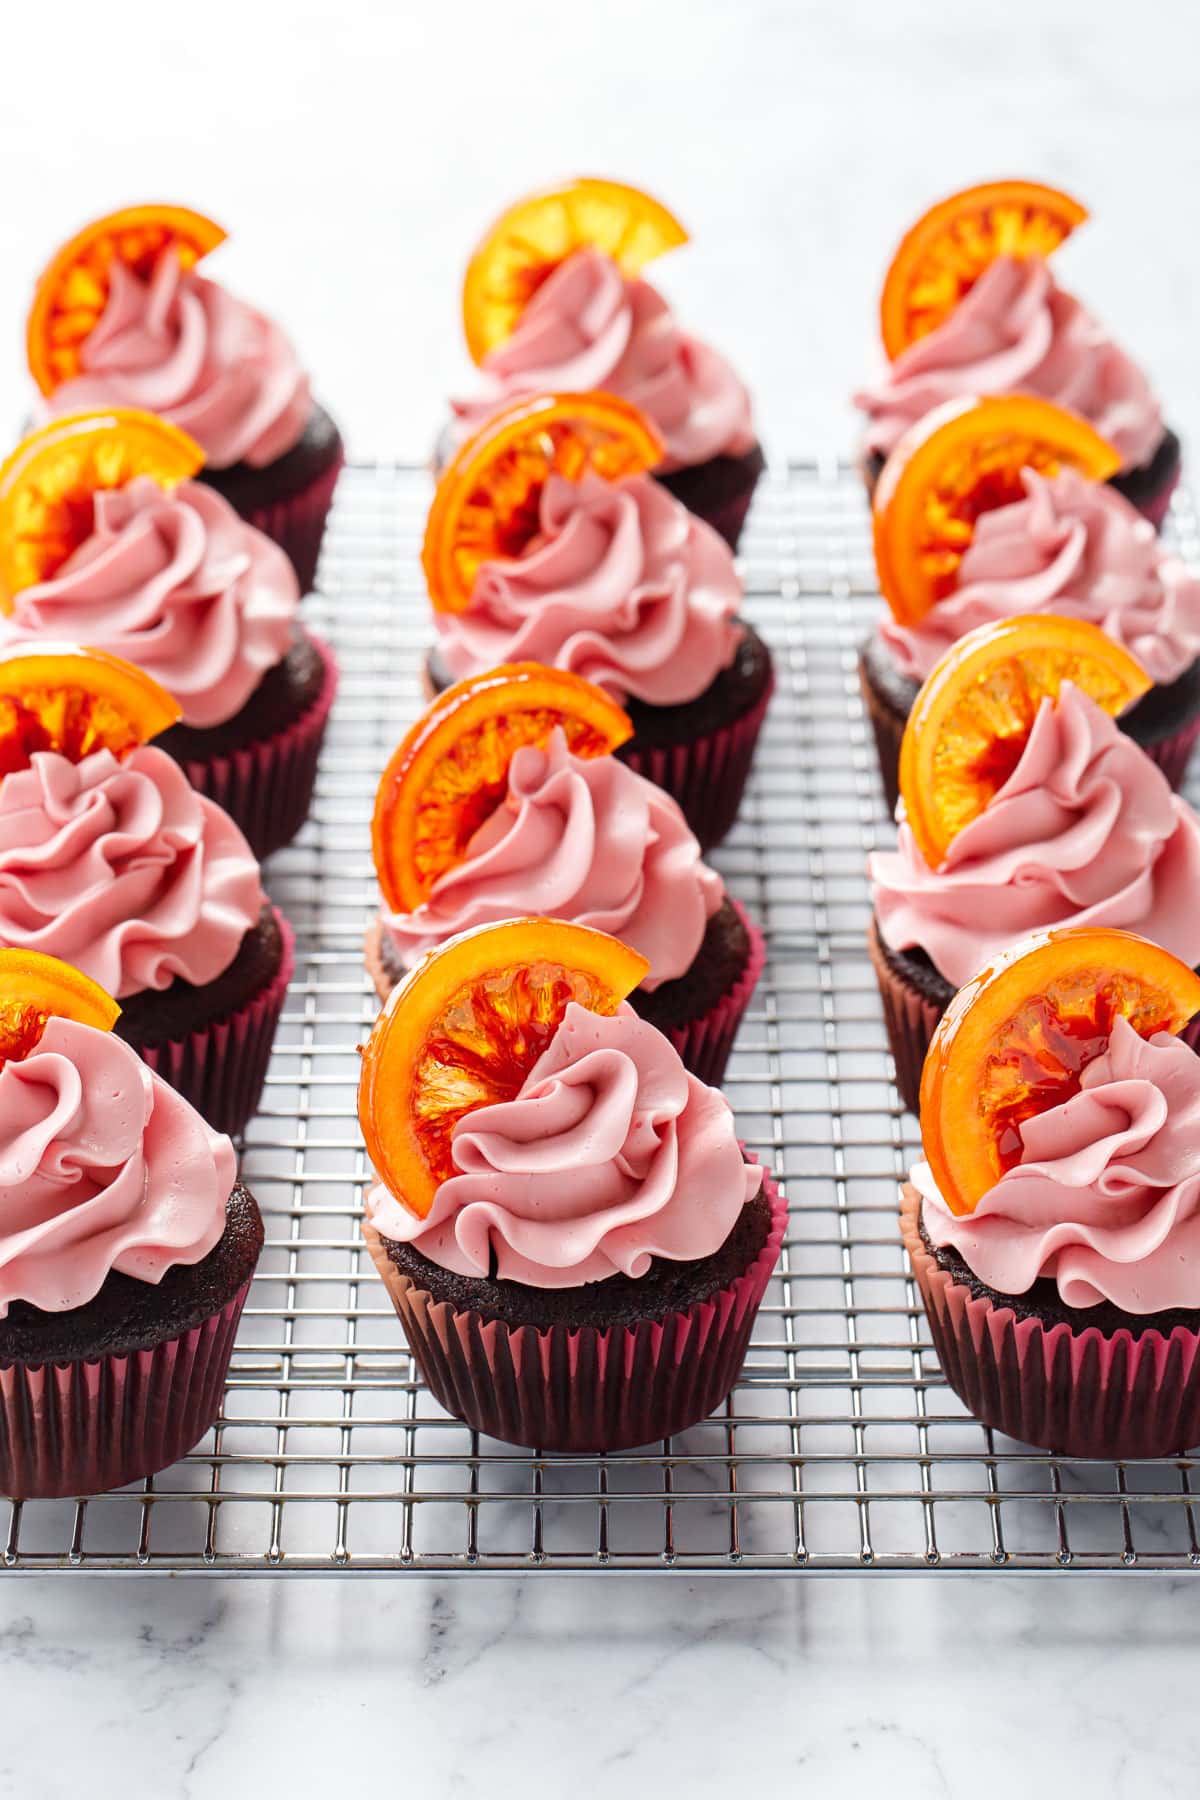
<box><xmin>358</xmin><ymin>917</ymin><xmax>649</xmax><ymax>1220</ymax></box>
<box><xmin>898</xmin><ymin>615</ymin><xmax>1151</xmax><ymax>869</ymax></box>
<box><xmin>462</xmin><ymin>178</ymin><xmax>688</xmax><ymax>364</ymax></box>
<box><xmin>879</xmin><ymin>180</ymin><xmax>1088</xmax><ymax>360</ymax></box>
<box><xmin>373</xmin><ymin>664</ymin><xmax>633</xmax><ymax>913</ymax></box>
<box><xmin>872</xmin><ymin>395</ymin><xmax>1122</xmax><ymax>626</ymax></box>
<box><xmin>0</xmin><ymin>408</ymin><xmax>205</xmax><ymax>605</ymax></box>
<box><xmin>28</xmin><ymin>204</ymin><xmax>227</xmax><ymax>396</ymax></box>
<box><xmin>919</xmin><ymin>927</ymin><xmax>1200</xmax><ymax>1217</ymax></box>
<box><xmin>0</xmin><ymin>645</ymin><xmax>181</xmax><ymax>777</ymax></box>
<box><xmin>423</xmin><ymin>390</ymin><xmax>665</xmax><ymax>614</ymax></box>
<box><xmin>0</xmin><ymin>947</ymin><xmax>121</xmax><ymax>1070</ymax></box>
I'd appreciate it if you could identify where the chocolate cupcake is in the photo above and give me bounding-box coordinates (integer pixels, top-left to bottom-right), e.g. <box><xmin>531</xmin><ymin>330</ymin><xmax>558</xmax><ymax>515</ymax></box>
<box><xmin>26</xmin><ymin>204</ymin><xmax>343</xmax><ymax>591</ymax></box>
<box><xmin>366</xmin><ymin>665</ymin><xmax>764</xmax><ymax>1086</ymax></box>
<box><xmin>901</xmin><ymin>928</ymin><xmax>1200</xmax><ymax>1459</ymax></box>
<box><xmin>0</xmin><ymin>987</ymin><xmax>262</xmax><ymax>1498</ymax></box>
<box><xmin>358</xmin><ymin>919</ymin><xmax>785</xmax><ymax>1453</ymax></box>
<box><xmin>854</xmin><ymin>181</ymin><xmax>1181</xmax><ymax>529</ymax></box>
<box><xmin>443</xmin><ymin>179</ymin><xmax>763</xmax><ymax>549</ymax></box>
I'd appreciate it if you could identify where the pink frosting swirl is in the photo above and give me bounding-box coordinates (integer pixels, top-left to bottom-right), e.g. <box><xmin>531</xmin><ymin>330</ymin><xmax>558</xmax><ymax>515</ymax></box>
<box><xmin>366</xmin><ymin>1001</ymin><xmax>761</xmax><ymax>1288</ymax></box>
<box><xmin>871</xmin><ymin>684</ymin><xmax>1200</xmax><ymax>989</ymax></box>
<box><xmin>881</xmin><ymin>468</ymin><xmax>1200</xmax><ymax>684</ymax></box>
<box><xmin>381</xmin><ymin>728</ymin><xmax>722</xmax><ymax>987</ymax></box>
<box><xmin>43</xmin><ymin>249</ymin><xmax>311</xmax><ymax>468</ymax></box>
<box><xmin>0</xmin><ymin>477</ymin><xmax>298</xmax><ymax>728</ymax></box>
<box><xmin>917</xmin><ymin>1018</ymin><xmax>1200</xmax><ymax>1312</ymax></box>
<box><xmin>451</xmin><ymin>247</ymin><xmax>755</xmax><ymax>470</ymax></box>
<box><xmin>855</xmin><ymin>255</ymin><xmax>1164</xmax><ymax>469</ymax></box>
<box><xmin>0</xmin><ymin>745</ymin><xmax>262</xmax><ymax>999</ymax></box>
<box><xmin>435</xmin><ymin>472</ymin><xmax>743</xmax><ymax>706</ymax></box>
<box><xmin>0</xmin><ymin>1016</ymin><xmax>234</xmax><ymax>1316</ymax></box>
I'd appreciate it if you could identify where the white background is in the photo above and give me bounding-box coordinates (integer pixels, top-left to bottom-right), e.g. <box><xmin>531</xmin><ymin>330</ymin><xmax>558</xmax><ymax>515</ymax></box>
<box><xmin>3</xmin><ymin>2</ymin><xmax>1200</xmax><ymax>1794</ymax></box>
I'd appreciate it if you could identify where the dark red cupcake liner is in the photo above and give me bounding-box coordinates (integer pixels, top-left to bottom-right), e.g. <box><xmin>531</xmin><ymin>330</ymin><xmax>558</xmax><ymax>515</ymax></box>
<box><xmin>0</xmin><ymin>1279</ymin><xmax>251</xmax><ymax>1499</ymax></box>
<box><xmin>900</xmin><ymin>1185</ymin><xmax>1200</xmax><ymax>1458</ymax></box>
<box><xmin>179</xmin><ymin>632</ymin><xmax>338</xmax><ymax>860</ymax></box>
<box><xmin>1137</xmin><ymin>463</ymin><xmax>1181</xmax><ymax>532</ymax></box>
<box><xmin>622</xmin><ymin>671</ymin><xmax>774</xmax><ymax>852</ymax></box>
<box><xmin>659</xmin><ymin>900</ymin><xmax>765</xmax><ymax>1087</ymax></box>
<box><xmin>693</xmin><ymin>486</ymin><xmax>756</xmax><ymax>553</ymax></box>
<box><xmin>136</xmin><ymin>909</ymin><xmax>294</xmax><ymax>1137</ymax></box>
<box><xmin>239</xmin><ymin>453</ymin><xmax>343</xmax><ymax>596</ymax></box>
<box><xmin>1143</xmin><ymin>715</ymin><xmax>1200</xmax><ymax>791</ymax></box>
<box><xmin>365</xmin><ymin>1155</ymin><xmax>786</xmax><ymax>1453</ymax></box>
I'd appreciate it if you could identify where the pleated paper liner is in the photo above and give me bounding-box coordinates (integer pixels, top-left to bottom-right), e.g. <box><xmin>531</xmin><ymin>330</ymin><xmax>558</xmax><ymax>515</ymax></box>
<box><xmin>238</xmin><ymin>451</ymin><xmax>344</xmax><ymax>597</ymax></box>
<box><xmin>900</xmin><ymin>1184</ymin><xmax>1200</xmax><ymax>1459</ymax></box>
<box><xmin>175</xmin><ymin>633</ymin><xmax>338</xmax><ymax>860</ymax></box>
<box><xmin>364</xmin><ymin>899</ymin><xmax>765</xmax><ymax>1091</ymax></box>
<box><xmin>619</xmin><ymin>670</ymin><xmax>775</xmax><ymax>853</ymax></box>
<box><xmin>132</xmin><ymin>908</ymin><xmax>295</xmax><ymax>1137</ymax></box>
<box><xmin>365</xmin><ymin>1156</ymin><xmax>786</xmax><ymax>1454</ymax></box>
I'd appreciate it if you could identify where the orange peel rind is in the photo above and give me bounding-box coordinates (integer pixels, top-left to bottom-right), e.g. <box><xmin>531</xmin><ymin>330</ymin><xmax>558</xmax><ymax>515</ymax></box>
<box><xmin>898</xmin><ymin>615</ymin><xmax>1151</xmax><ymax>869</ymax></box>
<box><xmin>462</xmin><ymin>178</ymin><xmax>688</xmax><ymax>364</ymax></box>
<box><xmin>919</xmin><ymin>927</ymin><xmax>1200</xmax><ymax>1217</ymax></box>
<box><xmin>372</xmin><ymin>664</ymin><xmax>633</xmax><ymax>913</ymax></box>
<box><xmin>358</xmin><ymin>917</ymin><xmax>649</xmax><ymax>1220</ymax></box>
<box><xmin>0</xmin><ymin>947</ymin><xmax>121</xmax><ymax>1071</ymax></box>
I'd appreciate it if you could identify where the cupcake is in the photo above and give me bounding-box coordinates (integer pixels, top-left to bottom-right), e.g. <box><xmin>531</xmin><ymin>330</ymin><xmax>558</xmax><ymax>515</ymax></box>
<box><xmin>365</xmin><ymin>664</ymin><xmax>764</xmax><ymax>1086</ymax></box>
<box><xmin>0</xmin><ymin>644</ymin><xmax>292</xmax><ymax>1136</ymax></box>
<box><xmin>0</xmin><ymin>950</ymin><xmax>263</xmax><ymax>1497</ymax></box>
<box><xmin>423</xmin><ymin>392</ymin><xmax>773</xmax><ymax>850</ymax></box>
<box><xmin>442</xmin><ymin>179</ymin><xmax>763</xmax><ymax>549</ymax></box>
<box><xmin>26</xmin><ymin>204</ymin><xmax>343</xmax><ymax>592</ymax></box>
<box><xmin>861</xmin><ymin>395</ymin><xmax>1200</xmax><ymax>811</ymax></box>
<box><xmin>854</xmin><ymin>181</ymin><xmax>1179</xmax><ymax>528</ymax></box>
<box><xmin>868</xmin><ymin>614</ymin><xmax>1200</xmax><ymax>1111</ymax></box>
<box><xmin>0</xmin><ymin>409</ymin><xmax>337</xmax><ymax>859</ymax></box>
<box><xmin>901</xmin><ymin>925</ymin><xmax>1200</xmax><ymax>1459</ymax></box>
<box><xmin>358</xmin><ymin>917</ymin><xmax>784</xmax><ymax>1452</ymax></box>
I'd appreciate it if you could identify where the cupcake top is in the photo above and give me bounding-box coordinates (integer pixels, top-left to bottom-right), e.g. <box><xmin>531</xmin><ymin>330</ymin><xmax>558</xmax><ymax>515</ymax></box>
<box><xmin>380</xmin><ymin>725</ymin><xmax>722</xmax><ymax>988</ymax></box>
<box><xmin>366</xmin><ymin>1000</ymin><xmax>760</xmax><ymax>1288</ymax></box>
<box><xmin>433</xmin><ymin>471</ymin><xmax>743</xmax><ymax>707</ymax></box>
<box><xmin>879</xmin><ymin>468</ymin><xmax>1200</xmax><ymax>686</ymax></box>
<box><xmin>0</xmin><ymin>745</ymin><xmax>263</xmax><ymax>1000</ymax></box>
<box><xmin>916</xmin><ymin>1018</ymin><xmax>1200</xmax><ymax>1313</ymax></box>
<box><xmin>856</xmin><ymin>255</ymin><xmax>1163</xmax><ymax>471</ymax></box>
<box><xmin>0</xmin><ymin>1014</ymin><xmax>234</xmax><ymax>1316</ymax></box>
<box><xmin>0</xmin><ymin>476</ymin><xmax>299</xmax><ymax>728</ymax></box>
<box><xmin>871</xmin><ymin>682</ymin><xmax>1200</xmax><ymax>989</ymax></box>
<box><xmin>40</xmin><ymin>246</ymin><xmax>311</xmax><ymax>471</ymax></box>
<box><xmin>452</xmin><ymin>246</ymin><xmax>754</xmax><ymax>472</ymax></box>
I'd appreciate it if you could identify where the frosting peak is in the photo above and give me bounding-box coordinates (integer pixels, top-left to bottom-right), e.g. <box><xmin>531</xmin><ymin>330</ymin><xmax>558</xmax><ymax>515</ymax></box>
<box><xmin>381</xmin><ymin>727</ymin><xmax>722</xmax><ymax>987</ymax></box>
<box><xmin>871</xmin><ymin>684</ymin><xmax>1200</xmax><ymax>988</ymax></box>
<box><xmin>0</xmin><ymin>1016</ymin><xmax>234</xmax><ymax>1316</ymax></box>
<box><xmin>366</xmin><ymin>1001</ymin><xmax>761</xmax><ymax>1288</ymax></box>
<box><xmin>0</xmin><ymin>476</ymin><xmax>298</xmax><ymax>728</ymax></box>
<box><xmin>880</xmin><ymin>468</ymin><xmax>1200</xmax><ymax>685</ymax></box>
<box><xmin>0</xmin><ymin>744</ymin><xmax>263</xmax><ymax>999</ymax></box>
<box><xmin>44</xmin><ymin>249</ymin><xmax>311</xmax><ymax>468</ymax></box>
<box><xmin>855</xmin><ymin>255</ymin><xmax>1164</xmax><ymax>469</ymax></box>
<box><xmin>452</xmin><ymin>246</ymin><xmax>754</xmax><ymax>470</ymax></box>
<box><xmin>434</xmin><ymin>471</ymin><xmax>743</xmax><ymax>707</ymax></box>
<box><xmin>918</xmin><ymin>1018</ymin><xmax>1200</xmax><ymax>1312</ymax></box>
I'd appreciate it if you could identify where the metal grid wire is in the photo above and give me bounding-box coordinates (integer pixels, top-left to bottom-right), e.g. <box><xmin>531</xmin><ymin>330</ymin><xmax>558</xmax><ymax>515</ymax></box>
<box><xmin>5</xmin><ymin>458</ymin><xmax>1200</xmax><ymax>1576</ymax></box>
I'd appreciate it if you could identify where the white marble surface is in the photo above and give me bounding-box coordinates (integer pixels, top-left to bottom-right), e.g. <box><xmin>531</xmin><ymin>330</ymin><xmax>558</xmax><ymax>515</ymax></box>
<box><xmin>5</xmin><ymin>0</ymin><xmax>1200</xmax><ymax>1790</ymax></box>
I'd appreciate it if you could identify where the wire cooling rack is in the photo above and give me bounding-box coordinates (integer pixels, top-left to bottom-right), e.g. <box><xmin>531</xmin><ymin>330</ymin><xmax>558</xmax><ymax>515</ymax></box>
<box><xmin>6</xmin><ymin>459</ymin><xmax>1200</xmax><ymax>1577</ymax></box>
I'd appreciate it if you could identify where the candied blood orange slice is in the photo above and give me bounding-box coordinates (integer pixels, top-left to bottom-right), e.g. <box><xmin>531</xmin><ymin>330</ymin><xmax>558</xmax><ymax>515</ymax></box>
<box><xmin>0</xmin><ymin>408</ymin><xmax>204</xmax><ymax>605</ymax></box>
<box><xmin>462</xmin><ymin>178</ymin><xmax>688</xmax><ymax>364</ymax></box>
<box><xmin>373</xmin><ymin>664</ymin><xmax>633</xmax><ymax>913</ymax></box>
<box><xmin>0</xmin><ymin>645</ymin><xmax>181</xmax><ymax>777</ymax></box>
<box><xmin>423</xmin><ymin>391</ymin><xmax>665</xmax><ymax>614</ymax></box>
<box><xmin>879</xmin><ymin>180</ymin><xmax>1088</xmax><ymax>360</ymax></box>
<box><xmin>0</xmin><ymin>947</ymin><xmax>120</xmax><ymax>1070</ymax></box>
<box><xmin>873</xmin><ymin>395</ymin><xmax>1122</xmax><ymax>626</ymax></box>
<box><xmin>358</xmin><ymin>918</ymin><xmax>649</xmax><ymax>1220</ymax></box>
<box><xmin>898</xmin><ymin>615</ymin><xmax>1151</xmax><ymax>869</ymax></box>
<box><xmin>27</xmin><ymin>203</ymin><xmax>226</xmax><ymax>396</ymax></box>
<box><xmin>919</xmin><ymin>927</ymin><xmax>1200</xmax><ymax>1217</ymax></box>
